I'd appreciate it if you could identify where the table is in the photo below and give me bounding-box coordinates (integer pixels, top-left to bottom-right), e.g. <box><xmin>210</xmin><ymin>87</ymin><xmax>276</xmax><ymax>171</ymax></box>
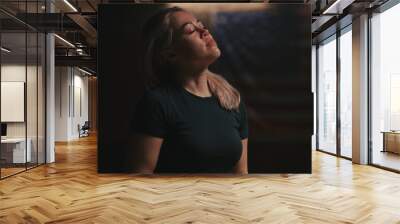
<box><xmin>381</xmin><ymin>131</ymin><xmax>400</xmax><ymax>154</ymax></box>
<box><xmin>1</xmin><ymin>138</ymin><xmax>32</xmax><ymax>163</ymax></box>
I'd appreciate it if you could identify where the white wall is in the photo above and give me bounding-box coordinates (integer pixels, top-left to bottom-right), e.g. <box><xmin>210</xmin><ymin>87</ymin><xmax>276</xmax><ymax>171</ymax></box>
<box><xmin>1</xmin><ymin>65</ymin><xmax>41</xmax><ymax>137</ymax></box>
<box><xmin>1</xmin><ymin>65</ymin><xmax>26</xmax><ymax>137</ymax></box>
<box><xmin>72</xmin><ymin>73</ymin><xmax>89</xmax><ymax>138</ymax></box>
<box><xmin>55</xmin><ymin>67</ymin><xmax>89</xmax><ymax>141</ymax></box>
<box><xmin>55</xmin><ymin>66</ymin><xmax>70</xmax><ymax>141</ymax></box>
<box><xmin>312</xmin><ymin>45</ymin><xmax>316</xmax><ymax>150</ymax></box>
<box><xmin>1</xmin><ymin>63</ymin><xmax>46</xmax><ymax>164</ymax></box>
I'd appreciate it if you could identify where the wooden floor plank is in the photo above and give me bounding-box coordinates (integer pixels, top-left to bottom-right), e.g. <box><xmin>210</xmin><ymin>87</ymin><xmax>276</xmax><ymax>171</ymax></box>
<box><xmin>1</xmin><ymin>134</ymin><xmax>400</xmax><ymax>223</ymax></box>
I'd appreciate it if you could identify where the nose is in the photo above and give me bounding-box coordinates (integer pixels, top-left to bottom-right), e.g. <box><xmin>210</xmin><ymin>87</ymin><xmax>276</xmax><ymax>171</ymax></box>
<box><xmin>201</xmin><ymin>30</ymin><xmax>209</xmax><ymax>39</ymax></box>
<box><xmin>197</xmin><ymin>27</ymin><xmax>209</xmax><ymax>38</ymax></box>
<box><xmin>193</xmin><ymin>23</ymin><xmax>208</xmax><ymax>35</ymax></box>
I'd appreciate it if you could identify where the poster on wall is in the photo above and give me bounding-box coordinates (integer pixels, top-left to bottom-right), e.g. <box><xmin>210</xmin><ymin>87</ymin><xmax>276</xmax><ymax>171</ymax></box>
<box><xmin>98</xmin><ymin>3</ymin><xmax>312</xmax><ymax>174</ymax></box>
<box><xmin>1</xmin><ymin>82</ymin><xmax>25</xmax><ymax>122</ymax></box>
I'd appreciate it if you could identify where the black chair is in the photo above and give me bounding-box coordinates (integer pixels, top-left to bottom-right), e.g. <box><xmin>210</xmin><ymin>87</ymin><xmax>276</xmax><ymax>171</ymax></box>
<box><xmin>78</xmin><ymin>121</ymin><xmax>90</xmax><ymax>138</ymax></box>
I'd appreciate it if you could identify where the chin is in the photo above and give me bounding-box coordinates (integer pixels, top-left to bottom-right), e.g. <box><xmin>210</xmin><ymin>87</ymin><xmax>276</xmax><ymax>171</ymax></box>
<box><xmin>206</xmin><ymin>54</ymin><xmax>220</xmax><ymax>65</ymax></box>
<box><xmin>210</xmin><ymin>47</ymin><xmax>221</xmax><ymax>59</ymax></box>
<box><xmin>213</xmin><ymin>47</ymin><xmax>221</xmax><ymax>58</ymax></box>
<box><xmin>196</xmin><ymin>47</ymin><xmax>221</xmax><ymax>65</ymax></box>
<box><xmin>214</xmin><ymin>48</ymin><xmax>221</xmax><ymax>58</ymax></box>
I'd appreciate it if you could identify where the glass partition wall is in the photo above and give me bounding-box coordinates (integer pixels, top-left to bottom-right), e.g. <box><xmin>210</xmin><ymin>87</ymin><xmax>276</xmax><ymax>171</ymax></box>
<box><xmin>0</xmin><ymin>2</ymin><xmax>46</xmax><ymax>179</ymax></box>
<box><xmin>339</xmin><ymin>27</ymin><xmax>352</xmax><ymax>159</ymax></box>
<box><xmin>317</xmin><ymin>35</ymin><xmax>337</xmax><ymax>155</ymax></box>
<box><xmin>370</xmin><ymin>3</ymin><xmax>400</xmax><ymax>171</ymax></box>
<box><xmin>316</xmin><ymin>26</ymin><xmax>353</xmax><ymax>159</ymax></box>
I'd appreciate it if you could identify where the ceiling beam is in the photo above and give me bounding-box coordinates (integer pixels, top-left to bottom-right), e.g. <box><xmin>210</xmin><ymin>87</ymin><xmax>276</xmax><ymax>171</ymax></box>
<box><xmin>55</xmin><ymin>55</ymin><xmax>96</xmax><ymax>70</ymax></box>
<box><xmin>322</xmin><ymin>0</ymin><xmax>356</xmax><ymax>14</ymax></box>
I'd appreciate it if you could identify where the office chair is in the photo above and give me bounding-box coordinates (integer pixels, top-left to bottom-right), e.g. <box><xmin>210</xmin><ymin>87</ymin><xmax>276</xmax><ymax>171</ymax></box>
<box><xmin>79</xmin><ymin>121</ymin><xmax>90</xmax><ymax>138</ymax></box>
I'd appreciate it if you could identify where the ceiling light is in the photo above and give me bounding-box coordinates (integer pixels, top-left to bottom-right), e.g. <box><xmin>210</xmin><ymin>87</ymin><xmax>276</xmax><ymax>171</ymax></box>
<box><xmin>54</xmin><ymin>34</ymin><xmax>75</xmax><ymax>48</ymax></box>
<box><xmin>63</xmin><ymin>0</ymin><xmax>78</xmax><ymax>12</ymax></box>
<box><xmin>322</xmin><ymin>0</ymin><xmax>354</xmax><ymax>15</ymax></box>
<box><xmin>1</xmin><ymin>47</ymin><xmax>11</xmax><ymax>53</ymax></box>
<box><xmin>78</xmin><ymin>67</ymin><xmax>93</xmax><ymax>76</ymax></box>
<box><xmin>323</xmin><ymin>0</ymin><xmax>341</xmax><ymax>14</ymax></box>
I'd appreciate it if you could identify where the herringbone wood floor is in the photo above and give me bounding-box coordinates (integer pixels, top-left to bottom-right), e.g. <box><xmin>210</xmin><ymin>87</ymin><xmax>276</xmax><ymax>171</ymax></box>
<box><xmin>1</xmin><ymin>134</ymin><xmax>400</xmax><ymax>224</ymax></box>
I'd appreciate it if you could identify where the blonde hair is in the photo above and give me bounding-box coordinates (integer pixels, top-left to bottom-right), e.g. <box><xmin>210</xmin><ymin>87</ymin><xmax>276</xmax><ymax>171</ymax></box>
<box><xmin>207</xmin><ymin>72</ymin><xmax>240</xmax><ymax>110</ymax></box>
<box><xmin>141</xmin><ymin>7</ymin><xmax>241</xmax><ymax>110</ymax></box>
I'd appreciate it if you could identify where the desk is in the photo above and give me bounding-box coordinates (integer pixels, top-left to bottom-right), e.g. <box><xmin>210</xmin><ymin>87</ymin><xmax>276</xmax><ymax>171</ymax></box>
<box><xmin>381</xmin><ymin>131</ymin><xmax>400</xmax><ymax>154</ymax></box>
<box><xmin>1</xmin><ymin>138</ymin><xmax>32</xmax><ymax>163</ymax></box>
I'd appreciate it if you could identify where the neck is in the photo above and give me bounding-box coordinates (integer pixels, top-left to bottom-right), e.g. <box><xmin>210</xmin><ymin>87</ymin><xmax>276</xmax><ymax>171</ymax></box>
<box><xmin>179</xmin><ymin>68</ymin><xmax>211</xmax><ymax>97</ymax></box>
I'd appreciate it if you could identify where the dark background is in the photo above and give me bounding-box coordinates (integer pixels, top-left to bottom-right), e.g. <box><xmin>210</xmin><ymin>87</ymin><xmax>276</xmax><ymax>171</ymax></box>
<box><xmin>98</xmin><ymin>3</ymin><xmax>313</xmax><ymax>173</ymax></box>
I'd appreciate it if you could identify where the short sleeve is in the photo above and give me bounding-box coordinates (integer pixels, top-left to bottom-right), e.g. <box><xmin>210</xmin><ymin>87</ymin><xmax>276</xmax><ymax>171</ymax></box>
<box><xmin>238</xmin><ymin>99</ymin><xmax>249</xmax><ymax>139</ymax></box>
<box><xmin>131</xmin><ymin>92</ymin><xmax>168</xmax><ymax>138</ymax></box>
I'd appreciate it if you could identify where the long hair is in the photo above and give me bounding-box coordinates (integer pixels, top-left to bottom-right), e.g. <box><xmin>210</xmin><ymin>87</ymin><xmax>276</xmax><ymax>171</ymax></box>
<box><xmin>141</xmin><ymin>6</ymin><xmax>241</xmax><ymax>110</ymax></box>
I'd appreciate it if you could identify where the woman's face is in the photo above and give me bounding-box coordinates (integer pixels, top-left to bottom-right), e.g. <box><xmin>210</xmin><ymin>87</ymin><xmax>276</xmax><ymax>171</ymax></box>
<box><xmin>168</xmin><ymin>11</ymin><xmax>221</xmax><ymax>68</ymax></box>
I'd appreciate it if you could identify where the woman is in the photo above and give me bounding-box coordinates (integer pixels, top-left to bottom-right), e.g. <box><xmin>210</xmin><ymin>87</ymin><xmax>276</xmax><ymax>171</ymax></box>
<box><xmin>131</xmin><ymin>6</ymin><xmax>248</xmax><ymax>174</ymax></box>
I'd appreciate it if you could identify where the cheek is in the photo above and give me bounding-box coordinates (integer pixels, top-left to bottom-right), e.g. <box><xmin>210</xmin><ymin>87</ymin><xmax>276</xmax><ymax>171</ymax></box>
<box><xmin>178</xmin><ymin>38</ymin><xmax>206</xmax><ymax>57</ymax></box>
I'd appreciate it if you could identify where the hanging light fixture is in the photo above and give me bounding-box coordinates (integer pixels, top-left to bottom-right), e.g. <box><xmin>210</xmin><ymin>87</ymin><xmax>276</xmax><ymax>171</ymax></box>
<box><xmin>63</xmin><ymin>0</ymin><xmax>78</xmax><ymax>12</ymax></box>
<box><xmin>1</xmin><ymin>47</ymin><xmax>11</xmax><ymax>53</ymax></box>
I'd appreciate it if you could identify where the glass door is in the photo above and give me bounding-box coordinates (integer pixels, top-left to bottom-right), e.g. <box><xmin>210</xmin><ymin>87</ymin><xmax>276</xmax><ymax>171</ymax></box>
<box><xmin>339</xmin><ymin>26</ymin><xmax>352</xmax><ymax>158</ymax></box>
<box><xmin>370</xmin><ymin>3</ymin><xmax>400</xmax><ymax>171</ymax></box>
<box><xmin>1</xmin><ymin>30</ymin><xmax>28</xmax><ymax>178</ymax></box>
<box><xmin>317</xmin><ymin>35</ymin><xmax>337</xmax><ymax>154</ymax></box>
<box><xmin>0</xmin><ymin>1</ymin><xmax>47</xmax><ymax>179</ymax></box>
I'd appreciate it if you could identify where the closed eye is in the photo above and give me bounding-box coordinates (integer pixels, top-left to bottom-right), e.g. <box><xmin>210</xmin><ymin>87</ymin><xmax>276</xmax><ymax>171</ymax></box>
<box><xmin>183</xmin><ymin>23</ymin><xmax>196</xmax><ymax>35</ymax></box>
<box><xmin>182</xmin><ymin>21</ymin><xmax>206</xmax><ymax>36</ymax></box>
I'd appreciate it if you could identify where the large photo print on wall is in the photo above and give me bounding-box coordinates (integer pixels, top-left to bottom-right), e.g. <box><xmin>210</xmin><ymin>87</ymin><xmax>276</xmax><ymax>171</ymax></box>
<box><xmin>98</xmin><ymin>3</ymin><xmax>312</xmax><ymax>174</ymax></box>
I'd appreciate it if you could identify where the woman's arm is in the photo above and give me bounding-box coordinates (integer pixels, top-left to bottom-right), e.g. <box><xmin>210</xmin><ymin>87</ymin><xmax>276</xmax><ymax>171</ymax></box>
<box><xmin>131</xmin><ymin>134</ymin><xmax>163</xmax><ymax>174</ymax></box>
<box><xmin>233</xmin><ymin>138</ymin><xmax>248</xmax><ymax>174</ymax></box>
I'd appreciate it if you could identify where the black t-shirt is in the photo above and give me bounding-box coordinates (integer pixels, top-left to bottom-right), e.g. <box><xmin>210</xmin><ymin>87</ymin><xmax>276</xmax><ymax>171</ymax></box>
<box><xmin>131</xmin><ymin>84</ymin><xmax>248</xmax><ymax>173</ymax></box>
